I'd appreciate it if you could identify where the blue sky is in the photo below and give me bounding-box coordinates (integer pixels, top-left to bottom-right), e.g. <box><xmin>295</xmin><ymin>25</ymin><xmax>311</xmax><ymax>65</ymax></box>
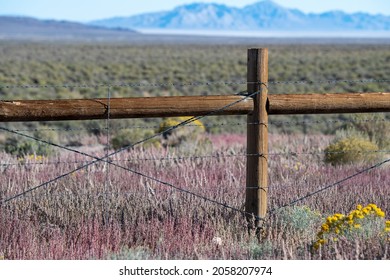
<box><xmin>1</xmin><ymin>0</ymin><xmax>389</xmax><ymax>22</ymax></box>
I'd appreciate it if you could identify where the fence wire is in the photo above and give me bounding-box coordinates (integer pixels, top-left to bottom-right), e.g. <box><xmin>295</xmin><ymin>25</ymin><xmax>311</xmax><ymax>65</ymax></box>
<box><xmin>1</xmin><ymin>149</ymin><xmax>390</xmax><ymax>168</ymax></box>
<box><xmin>269</xmin><ymin>157</ymin><xmax>390</xmax><ymax>214</ymax></box>
<box><xmin>7</xmin><ymin>117</ymin><xmax>390</xmax><ymax>133</ymax></box>
<box><xmin>0</xmin><ymin>78</ymin><xmax>389</xmax><ymax>89</ymax></box>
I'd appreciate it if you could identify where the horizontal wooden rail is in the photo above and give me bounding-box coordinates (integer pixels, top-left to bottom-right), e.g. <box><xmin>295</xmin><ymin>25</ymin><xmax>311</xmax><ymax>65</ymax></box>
<box><xmin>0</xmin><ymin>92</ymin><xmax>389</xmax><ymax>122</ymax></box>
<box><xmin>270</xmin><ymin>92</ymin><xmax>390</xmax><ymax>115</ymax></box>
<box><xmin>0</xmin><ymin>95</ymin><xmax>252</xmax><ymax>122</ymax></box>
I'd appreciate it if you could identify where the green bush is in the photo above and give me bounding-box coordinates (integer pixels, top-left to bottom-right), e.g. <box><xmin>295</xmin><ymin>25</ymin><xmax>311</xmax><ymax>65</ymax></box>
<box><xmin>247</xmin><ymin>240</ymin><xmax>275</xmax><ymax>259</ymax></box>
<box><xmin>275</xmin><ymin>205</ymin><xmax>322</xmax><ymax>236</ymax></box>
<box><xmin>111</xmin><ymin>128</ymin><xmax>160</xmax><ymax>150</ymax></box>
<box><xmin>324</xmin><ymin>136</ymin><xmax>380</xmax><ymax>165</ymax></box>
<box><xmin>4</xmin><ymin>128</ymin><xmax>58</xmax><ymax>157</ymax></box>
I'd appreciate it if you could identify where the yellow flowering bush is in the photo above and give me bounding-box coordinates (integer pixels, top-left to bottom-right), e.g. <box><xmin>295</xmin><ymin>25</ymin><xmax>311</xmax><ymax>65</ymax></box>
<box><xmin>157</xmin><ymin>116</ymin><xmax>206</xmax><ymax>147</ymax></box>
<box><xmin>313</xmin><ymin>204</ymin><xmax>390</xmax><ymax>250</ymax></box>
<box><xmin>324</xmin><ymin>136</ymin><xmax>380</xmax><ymax>165</ymax></box>
<box><xmin>158</xmin><ymin>117</ymin><xmax>205</xmax><ymax>135</ymax></box>
<box><xmin>276</xmin><ymin>205</ymin><xmax>322</xmax><ymax>235</ymax></box>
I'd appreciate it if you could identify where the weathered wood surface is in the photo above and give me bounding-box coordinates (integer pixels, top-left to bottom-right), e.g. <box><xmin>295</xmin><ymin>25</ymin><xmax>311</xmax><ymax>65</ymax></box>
<box><xmin>269</xmin><ymin>92</ymin><xmax>390</xmax><ymax>114</ymax></box>
<box><xmin>245</xmin><ymin>48</ymin><xmax>269</xmax><ymax>223</ymax></box>
<box><xmin>0</xmin><ymin>95</ymin><xmax>252</xmax><ymax>122</ymax></box>
<box><xmin>0</xmin><ymin>92</ymin><xmax>389</xmax><ymax>122</ymax></box>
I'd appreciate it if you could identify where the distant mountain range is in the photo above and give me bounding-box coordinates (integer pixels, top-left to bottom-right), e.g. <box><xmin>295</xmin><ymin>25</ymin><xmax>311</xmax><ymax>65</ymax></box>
<box><xmin>90</xmin><ymin>0</ymin><xmax>390</xmax><ymax>31</ymax></box>
<box><xmin>1</xmin><ymin>0</ymin><xmax>389</xmax><ymax>42</ymax></box>
<box><xmin>0</xmin><ymin>16</ymin><xmax>137</xmax><ymax>40</ymax></box>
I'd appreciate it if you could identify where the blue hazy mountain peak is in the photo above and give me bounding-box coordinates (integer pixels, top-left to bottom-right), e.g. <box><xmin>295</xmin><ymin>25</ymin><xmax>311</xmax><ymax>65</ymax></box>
<box><xmin>90</xmin><ymin>1</ymin><xmax>390</xmax><ymax>31</ymax></box>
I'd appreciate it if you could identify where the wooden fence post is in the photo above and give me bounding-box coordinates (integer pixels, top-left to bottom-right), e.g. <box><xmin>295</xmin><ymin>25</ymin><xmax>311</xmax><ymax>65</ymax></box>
<box><xmin>245</xmin><ymin>48</ymin><xmax>269</xmax><ymax>230</ymax></box>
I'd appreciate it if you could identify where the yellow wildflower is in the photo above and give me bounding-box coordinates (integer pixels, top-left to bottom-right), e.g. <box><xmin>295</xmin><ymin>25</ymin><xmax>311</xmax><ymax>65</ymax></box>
<box><xmin>334</xmin><ymin>213</ymin><xmax>344</xmax><ymax>219</ymax></box>
<box><xmin>376</xmin><ymin>210</ymin><xmax>385</xmax><ymax>218</ymax></box>
<box><xmin>368</xmin><ymin>204</ymin><xmax>378</xmax><ymax>210</ymax></box>
<box><xmin>321</xmin><ymin>224</ymin><xmax>330</xmax><ymax>232</ymax></box>
<box><xmin>313</xmin><ymin>204</ymin><xmax>389</xmax><ymax>252</ymax></box>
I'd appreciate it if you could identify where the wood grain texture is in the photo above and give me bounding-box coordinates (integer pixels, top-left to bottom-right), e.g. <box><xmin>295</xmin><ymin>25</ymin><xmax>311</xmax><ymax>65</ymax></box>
<box><xmin>245</xmin><ymin>48</ymin><xmax>269</xmax><ymax>223</ymax></box>
<box><xmin>268</xmin><ymin>92</ymin><xmax>390</xmax><ymax>114</ymax></box>
<box><xmin>1</xmin><ymin>93</ymin><xmax>389</xmax><ymax>122</ymax></box>
<box><xmin>0</xmin><ymin>96</ymin><xmax>253</xmax><ymax>122</ymax></box>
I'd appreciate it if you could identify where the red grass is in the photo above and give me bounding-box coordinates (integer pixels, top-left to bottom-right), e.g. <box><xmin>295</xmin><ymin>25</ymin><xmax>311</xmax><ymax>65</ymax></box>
<box><xmin>0</xmin><ymin>133</ymin><xmax>389</xmax><ymax>259</ymax></box>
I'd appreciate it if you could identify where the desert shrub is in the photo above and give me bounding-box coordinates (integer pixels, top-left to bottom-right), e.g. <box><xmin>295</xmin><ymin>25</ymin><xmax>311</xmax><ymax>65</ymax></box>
<box><xmin>247</xmin><ymin>240</ymin><xmax>275</xmax><ymax>259</ymax></box>
<box><xmin>4</xmin><ymin>127</ymin><xmax>58</xmax><ymax>157</ymax></box>
<box><xmin>345</xmin><ymin>113</ymin><xmax>390</xmax><ymax>149</ymax></box>
<box><xmin>157</xmin><ymin>117</ymin><xmax>206</xmax><ymax>147</ymax></box>
<box><xmin>111</xmin><ymin>128</ymin><xmax>160</xmax><ymax>150</ymax></box>
<box><xmin>324</xmin><ymin>136</ymin><xmax>380</xmax><ymax>165</ymax></box>
<box><xmin>274</xmin><ymin>205</ymin><xmax>322</xmax><ymax>236</ymax></box>
<box><xmin>312</xmin><ymin>204</ymin><xmax>390</xmax><ymax>251</ymax></box>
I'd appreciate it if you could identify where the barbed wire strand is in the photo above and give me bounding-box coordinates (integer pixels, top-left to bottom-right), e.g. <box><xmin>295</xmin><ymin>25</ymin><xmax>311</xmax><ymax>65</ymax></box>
<box><xmin>0</xmin><ymin>80</ymin><xmax>246</xmax><ymax>89</ymax></box>
<box><xmin>0</xmin><ymin>78</ymin><xmax>389</xmax><ymax>89</ymax></box>
<box><xmin>1</xmin><ymin>149</ymin><xmax>389</xmax><ymax>168</ymax></box>
<box><xmin>7</xmin><ymin>117</ymin><xmax>390</xmax><ymax>133</ymax></box>
<box><xmin>0</xmin><ymin>142</ymin><xmax>263</xmax><ymax>222</ymax></box>
<box><xmin>269</xmin><ymin>157</ymin><xmax>390</xmax><ymax>214</ymax></box>
<box><xmin>269</xmin><ymin>79</ymin><xmax>390</xmax><ymax>85</ymax></box>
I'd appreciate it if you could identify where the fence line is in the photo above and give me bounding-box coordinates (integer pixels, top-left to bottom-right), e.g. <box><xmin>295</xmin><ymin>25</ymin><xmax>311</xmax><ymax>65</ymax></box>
<box><xmin>2</xmin><ymin>140</ymin><xmax>388</xmax><ymax>226</ymax></box>
<box><xmin>4</xmin><ymin>155</ymin><xmax>388</xmax><ymax>206</ymax></box>
<box><xmin>0</xmin><ymin>89</ymin><xmax>264</xmax><ymax>222</ymax></box>
<box><xmin>6</xmin><ymin>117</ymin><xmax>390</xmax><ymax>133</ymax></box>
<box><xmin>1</xmin><ymin>149</ymin><xmax>390</xmax><ymax>167</ymax></box>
